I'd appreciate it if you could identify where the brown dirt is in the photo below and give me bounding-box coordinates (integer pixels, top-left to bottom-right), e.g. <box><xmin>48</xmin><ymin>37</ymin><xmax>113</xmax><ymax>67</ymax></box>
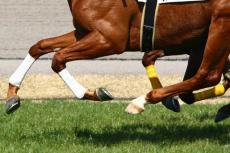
<box><xmin>0</xmin><ymin>74</ymin><xmax>229</xmax><ymax>103</ymax></box>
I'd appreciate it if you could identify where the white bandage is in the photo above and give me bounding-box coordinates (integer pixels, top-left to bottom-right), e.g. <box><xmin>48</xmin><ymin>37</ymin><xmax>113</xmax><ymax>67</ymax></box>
<box><xmin>131</xmin><ymin>95</ymin><xmax>148</xmax><ymax>109</ymax></box>
<box><xmin>9</xmin><ymin>54</ymin><xmax>35</xmax><ymax>87</ymax></box>
<box><xmin>58</xmin><ymin>69</ymin><xmax>87</xmax><ymax>99</ymax></box>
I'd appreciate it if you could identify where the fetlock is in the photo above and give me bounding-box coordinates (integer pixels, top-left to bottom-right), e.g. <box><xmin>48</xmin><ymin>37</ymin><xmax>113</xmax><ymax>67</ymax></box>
<box><xmin>179</xmin><ymin>93</ymin><xmax>195</xmax><ymax>104</ymax></box>
<box><xmin>7</xmin><ymin>84</ymin><xmax>19</xmax><ymax>99</ymax></box>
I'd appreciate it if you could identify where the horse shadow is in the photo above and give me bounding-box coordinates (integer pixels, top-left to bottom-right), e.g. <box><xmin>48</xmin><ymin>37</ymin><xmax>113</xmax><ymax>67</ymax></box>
<box><xmin>18</xmin><ymin>111</ymin><xmax>230</xmax><ymax>146</ymax></box>
<box><xmin>74</xmin><ymin>121</ymin><xmax>230</xmax><ymax>146</ymax></box>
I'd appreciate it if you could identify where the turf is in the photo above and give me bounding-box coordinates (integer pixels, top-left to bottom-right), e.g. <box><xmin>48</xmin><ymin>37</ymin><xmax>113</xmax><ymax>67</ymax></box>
<box><xmin>0</xmin><ymin>100</ymin><xmax>230</xmax><ymax>153</ymax></box>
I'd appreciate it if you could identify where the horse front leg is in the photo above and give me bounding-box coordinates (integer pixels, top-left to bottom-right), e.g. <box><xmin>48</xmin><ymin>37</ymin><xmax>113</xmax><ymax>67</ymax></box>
<box><xmin>179</xmin><ymin>55</ymin><xmax>230</xmax><ymax>105</ymax></box>
<box><xmin>50</xmin><ymin>30</ymin><xmax>121</xmax><ymax>102</ymax></box>
<box><xmin>6</xmin><ymin>31</ymin><xmax>77</xmax><ymax>114</ymax></box>
<box><xmin>189</xmin><ymin>60</ymin><xmax>230</xmax><ymax>103</ymax></box>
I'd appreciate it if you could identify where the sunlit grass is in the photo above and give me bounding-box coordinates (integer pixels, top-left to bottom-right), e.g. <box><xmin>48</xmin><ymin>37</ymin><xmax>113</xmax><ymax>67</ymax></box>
<box><xmin>0</xmin><ymin>100</ymin><xmax>230</xmax><ymax>153</ymax></box>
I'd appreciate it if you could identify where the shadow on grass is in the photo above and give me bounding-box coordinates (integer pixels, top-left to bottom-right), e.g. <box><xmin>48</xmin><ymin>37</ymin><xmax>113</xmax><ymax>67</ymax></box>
<box><xmin>19</xmin><ymin>128</ymin><xmax>71</xmax><ymax>144</ymax></box>
<box><xmin>18</xmin><ymin>119</ymin><xmax>230</xmax><ymax>146</ymax></box>
<box><xmin>198</xmin><ymin>112</ymin><xmax>216</xmax><ymax>122</ymax></box>
<box><xmin>74</xmin><ymin>123</ymin><xmax>230</xmax><ymax>146</ymax></box>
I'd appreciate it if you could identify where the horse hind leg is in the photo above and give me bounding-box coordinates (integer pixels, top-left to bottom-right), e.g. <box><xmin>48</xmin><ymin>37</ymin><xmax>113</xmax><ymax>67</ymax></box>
<box><xmin>5</xmin><ymin>31</ymin><xmax>77</xmax><ymax>114</ymax></box>
<box><xmin>215</xmin><ymin>60</ymin><xmax>230</xmax><ymax>123</ymax></box>
<box><xmin>214</xmin><ymin>85</ymin><xmax>230</xmax><ymax>123</ymax></box>
<box><xmin>50</xmin><ymin>31</ymin><xmax>121</xmax><ymax>101</ymax></box>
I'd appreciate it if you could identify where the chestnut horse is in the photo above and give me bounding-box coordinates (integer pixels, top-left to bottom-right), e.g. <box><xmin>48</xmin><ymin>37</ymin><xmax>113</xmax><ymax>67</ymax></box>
<box><xmin>6</xmin><ymin>0</ymin><xmax>230</xmax><ymax>121</ymax></box>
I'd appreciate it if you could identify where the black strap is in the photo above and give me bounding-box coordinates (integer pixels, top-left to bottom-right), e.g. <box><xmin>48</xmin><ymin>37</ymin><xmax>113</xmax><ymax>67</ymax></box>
<box><xmin>141</xmin><ymin>0</ymin><xmax>158</xmax><ymax>52</ymax></box>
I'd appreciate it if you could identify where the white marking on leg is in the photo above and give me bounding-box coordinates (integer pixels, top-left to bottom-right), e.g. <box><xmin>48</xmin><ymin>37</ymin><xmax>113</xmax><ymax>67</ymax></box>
<box><xmin>131</xmin><ymin>95</ymin><xmax>147</xmax><ymax>109</ymax></box>
<box><xmin>9</xmin><ymin>54</ymin><xmax>35</xmax><ymax>87</ymax></box>
<box><xmin>58</xmin><ymin>69</ymin><xmax>87</xmax><ymax>99</ymax></box>
<box><xmin>125</xmin><ymin>95</ymin><xmax>148</xmax><ymax>114</ymax></box>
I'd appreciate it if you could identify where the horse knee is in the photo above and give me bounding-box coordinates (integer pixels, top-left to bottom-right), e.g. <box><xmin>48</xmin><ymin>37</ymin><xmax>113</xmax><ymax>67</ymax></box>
<box><xmin>201</xmin><ymin>71</ymin><xmax>221</xmax><ymax>87</ymax></box>
<box><xmin>194</xmin><ymin>70</ymin><xmax>221</xmax><ymax>88</ymax></box>
<box><xmin>179</xmin><ymin>93</ymin><xmax>195</xmax><ymax>104</ymax></box>
<box><xmin>142</xmin><ymin>56</ymin><xmax>153</xmax><ymax>67</ymax></box>
<box><xmin>29</xmin><ymin>40</ymin><xmax>51</xmax><ymax>59</ymax></box>
<box><xmin>179</xmin><ymin>71</ymin><xmax>222</xmax><ymax>104</ymax></box>
<box><xmin>51</xmin><ymin>52</ymin><xmax>66</xmax><ymax>73</ymax></box>
<box><xmin>142</xmin><ymin>50</ymin><xmax>164</xmax><ymax>67</ymax></box>
<box><xmin>206</xmin><ymin>72</ymin><xmax>221</xmax><ymax>86</ymax></box>
<box><xmin>146</xmin><ymin>89</ymin><xmax>162</xmax><ymax>103</ymax></box>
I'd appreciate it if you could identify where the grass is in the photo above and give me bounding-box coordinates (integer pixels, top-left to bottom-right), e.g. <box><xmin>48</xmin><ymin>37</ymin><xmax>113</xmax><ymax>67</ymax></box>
<box><xmin>0</xmin><ymin>100</ymin><xmax>230</xmax><ymax>153</ymax></box>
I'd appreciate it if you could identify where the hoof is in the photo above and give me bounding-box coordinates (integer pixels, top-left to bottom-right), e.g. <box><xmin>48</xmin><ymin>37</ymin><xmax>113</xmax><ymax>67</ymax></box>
<box><xmin>215</xmin><ymin>104</ymin><xmax>230</xmax><ymax>123</ymax></box>
<box><xmin>95</xmin><ymin>88</ymin><xmax>114</xmax><ymax>101</ymax></box>
<box><xmin>125</xmin><ymin>103</ymin><xmax>144</xmax><ymax>114</ymax></box>
<box><xmin>5</xmin><ymin>96</ymin><xmax>20</xmax><ymax>114</ymax></box>
<box><xmin>162</xmin><ymin>97</ymin><xmax>180</xmax><ymax>112</ymax></box>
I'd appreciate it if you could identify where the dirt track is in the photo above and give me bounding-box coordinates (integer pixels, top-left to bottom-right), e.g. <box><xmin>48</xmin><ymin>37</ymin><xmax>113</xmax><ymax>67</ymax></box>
<box><xmin>0</xmin><ymin>74</ymin><xmax>229</xmax><ymax>104</ymax></box>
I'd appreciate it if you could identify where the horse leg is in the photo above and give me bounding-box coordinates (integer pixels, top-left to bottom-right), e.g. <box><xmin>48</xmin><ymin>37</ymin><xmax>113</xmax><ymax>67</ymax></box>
<box><xmin>128</xmin><ymin>50</ymin><xmax>228</xmax><ymax>114</ymax></box>
<box><xmin>6</xmin><ymin>31</ymin><xmax>77</xmax><ymax>114</ymax></box>
<box><xmin>223</xmin><ymin>59</ymin><xmax>230</xmax><ymax>90</ymax></box>
<box><xmin>215</xmin><ymin>59</ymin><xmax>230</xmax><ymax>122</ymax></box>
<box><xmin>180</xmin><ymin>55</ymin><xmax>230</xmax><ymax>106</ymax></box>
<box><xmin>179</xmin><ymin>47</ymin><xmax>204</xmax><ymax>104</ymax></box>
<box><xmin>140</xmin><ymin>51</ymin><xmax>180</xmax><ymax>113</ymax></box>
<box><xmin>128</xmin><ymin>48</ymin><xmax>226</xmax><ymax>114</ymax></box>
<box><xmin>191</xmin><ymin>59</ymin><xmax>230</xmax><ymax>103</ymax></box>
<box><xmin>126</xmin><ymin>8</ymin><xmax>230</xmax><ymax>114</ymax></box>
<box><xmin>50</xmin><ymin>31</ymin><xmax>120</xmax><ymax>101</ymax></box>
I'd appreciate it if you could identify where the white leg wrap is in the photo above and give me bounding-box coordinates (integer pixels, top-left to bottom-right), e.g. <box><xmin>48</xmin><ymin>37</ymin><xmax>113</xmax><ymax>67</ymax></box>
<box><xmin>58</xmin><ymin>69</ymin><xmax>87</xmax><ymax>99</ymax></box>
<box><xmin>9</xmin><ymin>54</ymin><xmax>35</xmax><ymax>87</ymax></box>
<box><xmin>131</xmin><ymin>95</ymin><xmax>148</xmax><ymax>109</ymax></box>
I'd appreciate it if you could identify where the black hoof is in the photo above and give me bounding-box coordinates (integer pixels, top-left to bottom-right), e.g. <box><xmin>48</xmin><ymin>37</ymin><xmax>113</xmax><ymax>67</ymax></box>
<box><xmin>5</xmin><ymin>96</ymin><xmax>21</xmax><ymax>114</ymax></box>
<box><xmin>215</xmin><ymin>104</ymin><xmax>230</xmax><ymax>123</ymax></box>
<box><xmin>162</xmin><ymin>97</ymin><xmax>180</xmax><ymax>112</ymax></box>
<box><xmin>96</xmin><ymin>88</ymin><xmax>114</xmax><ymax>101</ymax></box>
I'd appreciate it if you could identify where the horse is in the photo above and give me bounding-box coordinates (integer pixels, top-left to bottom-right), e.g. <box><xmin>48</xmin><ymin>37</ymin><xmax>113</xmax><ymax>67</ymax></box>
<box><xmin>5</xmin><ymin>0</ymin><xmax>230</xmax><ymax>121</ymax></box>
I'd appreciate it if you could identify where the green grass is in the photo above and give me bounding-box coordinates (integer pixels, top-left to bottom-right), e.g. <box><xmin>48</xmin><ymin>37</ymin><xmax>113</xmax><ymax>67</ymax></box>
<box><xmin>0</xmin><ymin>100</ymin><xmax>230</xmax><ymax>153</ymax></box>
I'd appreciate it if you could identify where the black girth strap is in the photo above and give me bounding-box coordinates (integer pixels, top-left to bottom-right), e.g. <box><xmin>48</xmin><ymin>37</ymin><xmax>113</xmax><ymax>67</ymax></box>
<box><xmin>141</xmin><ymin>0</ymin><xmax>158</xmax><ymax>52</ymax></box>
